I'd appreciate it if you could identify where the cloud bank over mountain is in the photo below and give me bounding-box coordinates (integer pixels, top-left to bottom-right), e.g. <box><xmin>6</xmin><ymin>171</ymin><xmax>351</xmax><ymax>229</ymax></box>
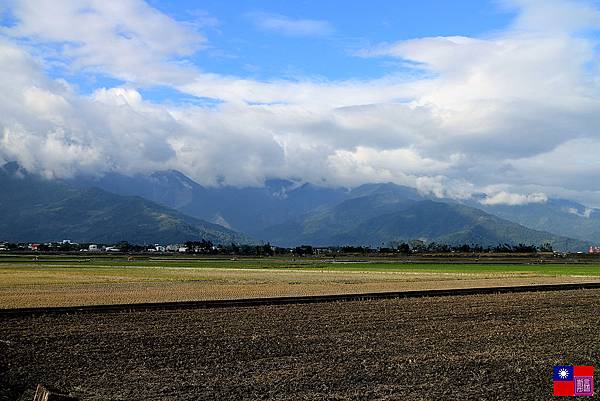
<box><xmin>1</xmin><ymin>0</ymin><xmax>600</xmax><ymax>205</ymax></box>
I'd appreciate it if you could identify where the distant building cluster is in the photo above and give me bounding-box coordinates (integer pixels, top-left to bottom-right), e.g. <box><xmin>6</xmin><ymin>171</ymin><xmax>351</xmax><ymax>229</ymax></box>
<box><xmin>0</xmin><ymin>240</ymin><xmax>222</xmax><ymax>254</ymax></box>
<box><xmin>588</xmin><ymin>246</ymin><xmax>600</xmax><ymax>254</ymax></box>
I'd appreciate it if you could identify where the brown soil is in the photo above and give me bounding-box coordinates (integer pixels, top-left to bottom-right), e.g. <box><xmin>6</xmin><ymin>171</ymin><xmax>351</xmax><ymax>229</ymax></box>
<box><xmin>1</xmin><ymin>289</ymin><xmax>599</xmax><ymax>400</ymax></box>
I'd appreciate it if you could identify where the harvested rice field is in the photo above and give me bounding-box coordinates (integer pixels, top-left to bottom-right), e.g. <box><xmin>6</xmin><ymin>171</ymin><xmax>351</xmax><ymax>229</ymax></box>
<box><xmin>1</xmin><ymin>256</ymin><xmax>600</xmax><ymax>308</ymax></box>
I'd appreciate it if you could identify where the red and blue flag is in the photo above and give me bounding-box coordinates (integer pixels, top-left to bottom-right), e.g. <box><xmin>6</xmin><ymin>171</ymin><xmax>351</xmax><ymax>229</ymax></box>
<box><xmin>553</xmin><ymin>365</ymin><xmax>594</xmax><ymax>396</ymax></box>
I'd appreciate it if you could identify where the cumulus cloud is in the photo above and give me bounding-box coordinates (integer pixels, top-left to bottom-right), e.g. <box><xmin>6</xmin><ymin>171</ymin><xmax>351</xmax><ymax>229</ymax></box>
<box><xmin>1</xmin><ymin>0</ymin><xmax>600</xmax><ymax>207</ymax></box>
<box><xmin>3</xmin><ymin>0</ymin><xmax>204</xmax><ymax>84</ymax></box>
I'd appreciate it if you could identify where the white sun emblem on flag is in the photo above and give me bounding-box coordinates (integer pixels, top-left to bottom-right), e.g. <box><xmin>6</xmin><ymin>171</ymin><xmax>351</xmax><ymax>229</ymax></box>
<box><xmin>558</xmin><ymin>368</ymin><xmax>570</xmax><ymax>379</ymax></box>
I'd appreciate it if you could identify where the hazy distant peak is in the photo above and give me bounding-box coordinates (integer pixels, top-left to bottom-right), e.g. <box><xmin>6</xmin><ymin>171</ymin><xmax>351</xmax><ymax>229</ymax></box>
<box><xmin>149</xmin><ymin>170</ymin><xmax>201</xmax><ymax>190</ymax></box>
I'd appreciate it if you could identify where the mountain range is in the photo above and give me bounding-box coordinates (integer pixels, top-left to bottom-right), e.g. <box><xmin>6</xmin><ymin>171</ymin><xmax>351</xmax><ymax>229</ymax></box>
<box><xmin>0</xmin><ymin>162</ymin><xmax>594</xmax><ymax>250</ymax></box>
<box><xmin>64</xmin><ymin>167</ymin><xmax>591</xmax><ymax>251</ymax></box>
<box><xmin>472</xmin><ymin>198</ymin><xmax>600</xmax><ymax>244</ymax></box>
<box><xmin>257</xmin><ymin>186</ymin><xmax>587</xmax><ymax>250</ymax></box>
<box><xmin>0</xmin><ymin>163</ymin><xmax>248</xmax><ymax>245</ymax></box>
<box><xmin>69</xmin><ymin>171</ymin><xmax>348</xmax><ymax>234</ymax></box>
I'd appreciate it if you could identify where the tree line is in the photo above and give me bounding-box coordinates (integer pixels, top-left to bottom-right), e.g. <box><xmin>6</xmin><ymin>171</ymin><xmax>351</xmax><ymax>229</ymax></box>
<box><xmin>0</xmin><ymin>240</ymin><xmax>555</xmax><ymax>255</ymax></box>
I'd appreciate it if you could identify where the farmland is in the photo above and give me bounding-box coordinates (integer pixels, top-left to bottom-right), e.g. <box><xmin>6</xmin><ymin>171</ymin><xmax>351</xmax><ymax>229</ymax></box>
<box><xmin>1</xmin><ymin>254</ymin><xmax>600</xmax><ymax>308</ymax></box>
<box><xmin>2</xmin><ymin>288</ymin><xmax>599</xmax><ymax>400</ymax></box>
<box><xmin>2</xmin><ymin>255</ymin><xmax>600</xmax><ymax>400</ymax></box>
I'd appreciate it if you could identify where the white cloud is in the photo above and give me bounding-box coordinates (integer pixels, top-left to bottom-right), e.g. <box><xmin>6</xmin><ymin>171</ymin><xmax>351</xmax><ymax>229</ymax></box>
<box><xmin>4</xmin><ymin>0</ymin><xmax>204</xmax><ymax>85</ymax></box>
<box><xmin>1</xmin><ymin>0</ymin><xmax>600</xmax><ymax>209</ymax></box>
<box><xmin>480</xmin><ymin>191</ymin><xmax>548</xmax><ymax>206</ymax></box>
<box><xmin>415</xmin><ymin>176</ymin><xmax>475</xmax><ymax>200</ymax></box>
<box><xmin>92</xmin><ymin>87</ymin><xmax>142</xmax><ymax>106</ymax></box>
<box><xmin>248</xmin><ymin>12</ymin><xmax>333</xmax><ymax>37</ymax></box>
<box><xmin>503</xmin><ymin>0</ymin><xmax>600</xmax><ymax>33</ymax></box>
<box><xmin>566</xmin><ymin>207</ymin><xmax>593</xmax><ymax>218</ymax></box>
<box><xmin>325</xmin><ymin>146</ymin><xmax>456</xmax><ymax>187</ymax></box>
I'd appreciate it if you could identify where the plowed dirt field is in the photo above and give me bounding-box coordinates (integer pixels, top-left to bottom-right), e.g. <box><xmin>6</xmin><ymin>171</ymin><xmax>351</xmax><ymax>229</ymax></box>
<box><xmin>2</xmin><ymin>289</ymin><xmax>598</xmax><ymax>400</ymax></box>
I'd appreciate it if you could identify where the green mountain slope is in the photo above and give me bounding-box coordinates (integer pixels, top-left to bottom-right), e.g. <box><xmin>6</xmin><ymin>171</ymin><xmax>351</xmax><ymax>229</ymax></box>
<box><xmin>259</xmin><ymin>195</ymin><xmax>589</xmax><ymax>251</ymax></box>
<box><xmin>69</xmin><ymin>171</ymin><xmax>348</xmax><ymax>235</ymax></box>
<box><xmin>470</xmin><ymin>198</ymin><xmax>600</xmax><ymax>243</ymax></box>
<box><xmin>0</xmin><ymin>163</ymin><xmax>249</xmax><ymax>244</ymax></box>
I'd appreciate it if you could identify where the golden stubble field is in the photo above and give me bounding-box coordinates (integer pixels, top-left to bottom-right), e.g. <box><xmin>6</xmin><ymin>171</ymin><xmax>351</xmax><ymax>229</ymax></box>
<box><xmin>2</xmin><ymin>259</ymin><xmax>600</xmax><ymax>308</ymax></box>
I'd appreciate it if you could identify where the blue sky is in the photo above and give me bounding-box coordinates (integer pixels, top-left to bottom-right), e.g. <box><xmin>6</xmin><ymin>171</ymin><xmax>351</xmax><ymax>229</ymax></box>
<box><xmin>146</xmin><ymin>0</ymin><xmax>514</xmax><ymax>80</ymax></box>
<box><xmin>6</xmin><ymin>0</ymin><xmax>517</xmax><ymax>98</ymax></box>
<box><xmin>2</xmin><ymin>0</ymin><xmax>600</xmax><ymax>206</ymax></box>
<box><xmin>92</xmin><ymin>1</ymin><xmax>514</xmax><ymax>93</ymax></box>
